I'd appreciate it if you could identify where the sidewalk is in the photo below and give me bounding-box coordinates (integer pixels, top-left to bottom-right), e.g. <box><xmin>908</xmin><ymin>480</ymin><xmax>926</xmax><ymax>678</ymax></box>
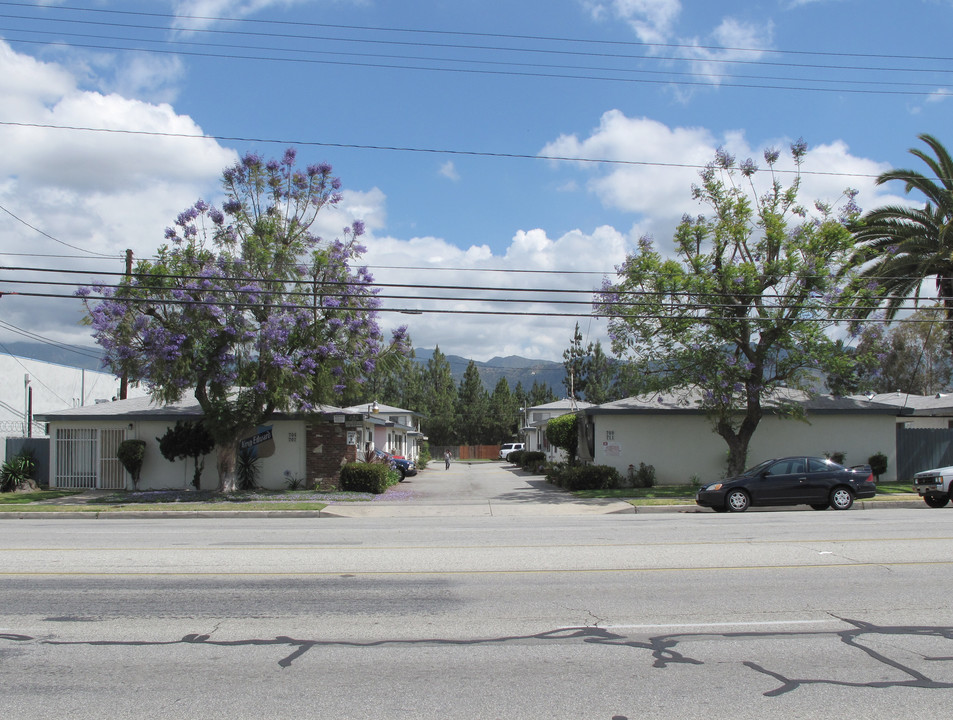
<box><xmin>0</xmin><ymin>462</ymin><xmax>927</xmax><ymax>519</ymax></box>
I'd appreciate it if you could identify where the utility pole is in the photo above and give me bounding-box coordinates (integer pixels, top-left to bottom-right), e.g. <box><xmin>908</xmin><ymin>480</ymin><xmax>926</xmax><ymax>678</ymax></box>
<box><xmin>119</xmin><ymin>248</ymin><xmax>132</xmax><ymax>400</ymax></box>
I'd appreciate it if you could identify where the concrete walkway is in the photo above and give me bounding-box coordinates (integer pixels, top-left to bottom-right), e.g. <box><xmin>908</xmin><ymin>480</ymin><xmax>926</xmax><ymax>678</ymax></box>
<box><xmin>320</xmin><ymin>461</ymin><xmax>637</xmax><ymax>517</ymax></box>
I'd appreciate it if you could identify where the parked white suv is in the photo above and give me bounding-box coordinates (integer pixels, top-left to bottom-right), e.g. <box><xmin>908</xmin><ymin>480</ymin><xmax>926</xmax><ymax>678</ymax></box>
<box><xmin>499</xmin><ymin>442</ymin><xmax>524</xmax><ymax>460</ymax></box>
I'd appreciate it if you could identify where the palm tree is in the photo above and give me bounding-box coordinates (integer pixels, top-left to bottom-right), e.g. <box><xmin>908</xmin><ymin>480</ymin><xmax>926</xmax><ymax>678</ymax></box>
<box><xmin>850</xmin><ymin>134</ymin><xmax>953</xmax><ymax>344</ymax></box>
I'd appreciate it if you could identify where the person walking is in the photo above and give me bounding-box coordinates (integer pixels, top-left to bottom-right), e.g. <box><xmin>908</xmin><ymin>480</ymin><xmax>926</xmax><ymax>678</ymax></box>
<box><xmin>444</xmin><ymin>449</ymin><xmax>451</xmax><ymax>470</ymax></box>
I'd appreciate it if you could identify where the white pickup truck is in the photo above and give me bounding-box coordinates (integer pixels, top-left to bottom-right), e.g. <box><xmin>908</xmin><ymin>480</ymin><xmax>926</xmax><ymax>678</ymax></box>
<box><xmin>912</xmin><ymin>466</ymin><xmax>953</xmax><ymax>508</ymax></box>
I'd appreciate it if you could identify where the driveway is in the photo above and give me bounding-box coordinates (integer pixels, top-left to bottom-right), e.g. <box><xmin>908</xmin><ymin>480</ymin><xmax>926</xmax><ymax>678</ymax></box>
<box><xmin>320</xmin><ymin>461</ymin><xmax>635</xmax><ymax>517</ymax></box>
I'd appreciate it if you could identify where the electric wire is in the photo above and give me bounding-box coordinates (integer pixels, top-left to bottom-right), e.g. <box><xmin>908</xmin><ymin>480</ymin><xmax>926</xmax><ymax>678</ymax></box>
<box><xmin>3</xmin><ymin>35</ymin><xmax>944</xmax><ymax>98</ymax></box>
<box><xmin>2</xmin><ymin>21</ymin><xmax>949</xmax><ymax>92</ymax></box>
<box><xmin>0</xmin><ymin>203</ymin><xmax>119</xmax><ymax>258</ymax></box>
<box><xmin>1</xmin><ymin>263</ymin><xmax>947</xmax><ymax>313</ymax></box>
<box><xmin>0</xmin><ymin>120</ymin><xmax>902</xmax><ymax>181</ymax></box>
<box><xmin>2</xmin><ymin>0</ymin><xmax>951</xmax><ymax>65</ymax></box>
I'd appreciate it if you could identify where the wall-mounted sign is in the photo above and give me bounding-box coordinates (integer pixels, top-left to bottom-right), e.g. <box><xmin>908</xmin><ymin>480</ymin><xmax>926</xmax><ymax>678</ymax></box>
<box><xmin>240</xmin><ymin>426</ymin><xmax>275</xmax><ymax>458</ymax></box>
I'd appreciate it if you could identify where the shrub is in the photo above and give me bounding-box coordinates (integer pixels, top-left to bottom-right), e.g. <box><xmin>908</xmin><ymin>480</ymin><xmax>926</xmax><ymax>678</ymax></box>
<box><xmin>116</xmin><ymin>439</ymin><xmax>147</xmax><ymax>491</ymax></box>
<box><xmin>546</xmin><ymin>414</ymin><xmax>578</xmax><ymax>463</ymax></box>
<box><xmin>157</xmin><ymin>421</ymin><xmax>215</xmax><ymax>489</ymax></box>
<box><xmin>633</xmin><ymin>462</ymin><xmax>656</xmax><ymax>488</ymax></box>
<box><xmin>1</xmin><ymin>450</ymin><xmax>38</xmax><ymax>492</ymax></box>
<box><xmin>507</xmin><ymin>449</ymin><xmax>525</xmax><ymax>465</ymax></box>
<box><xmin>236</xmin><ymin>447</ymin><xmax>261</xmax><ymax>491</ymax></box>
<box><xmin>555</xmin><ymin>464</ymin><xmax>622</xmax><ymax>491</ymax></box>
<box><xmin>868</xmin><ymin>452</ymin><xmax>888</xmax><ymax>480</ymax></box>
<box><xmin>417</xmin><ymin>443</ymin><xmax>432</xmax><ymax>469</ymax></box>
<box><xmin>520</xmin><ymin>451</ymin><xmax>547</xmax><ymax>474</ymax></box>
<box><xmin>340</xmin><ymin>462</ymin><xmax>391</xmax><ymax>494</ymax></box>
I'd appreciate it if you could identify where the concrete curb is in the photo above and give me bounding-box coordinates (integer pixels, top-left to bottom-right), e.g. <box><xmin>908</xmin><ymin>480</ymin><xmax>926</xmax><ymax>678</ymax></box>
<box><xmin>0</xmin><ymin>498</ymin><xmax>932</xmax><ymax>519</ymax></box>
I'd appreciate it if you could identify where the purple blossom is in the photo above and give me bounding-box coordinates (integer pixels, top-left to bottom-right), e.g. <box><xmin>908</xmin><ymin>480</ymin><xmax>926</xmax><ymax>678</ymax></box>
<box><xmin>715</xmin><ymin>147</ymin><xmax>735</xmax><ymax>169</ymax></box>
<box><xmin>791</xmin><ymin>138</ymin><xmax>808</xmax><ymax>161</ymax></box>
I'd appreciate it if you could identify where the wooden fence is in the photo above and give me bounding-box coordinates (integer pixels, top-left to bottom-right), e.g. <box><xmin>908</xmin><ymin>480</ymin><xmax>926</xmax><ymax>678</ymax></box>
<box><xmin>430</xmin><ymin>445</ymin><xmax>501</xmax><ymax>461</ymax></box>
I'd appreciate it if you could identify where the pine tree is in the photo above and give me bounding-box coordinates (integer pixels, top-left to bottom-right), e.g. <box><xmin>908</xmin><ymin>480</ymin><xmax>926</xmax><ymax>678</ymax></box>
<box><xmin>422</xmin><ymin>346</ymin><xmax>457</xmax><ymax>446</ymax></box>
<box><xmin>455</xmin><ymin>361</ymin><xmax>489</xmax><ymax>444</ymax></box>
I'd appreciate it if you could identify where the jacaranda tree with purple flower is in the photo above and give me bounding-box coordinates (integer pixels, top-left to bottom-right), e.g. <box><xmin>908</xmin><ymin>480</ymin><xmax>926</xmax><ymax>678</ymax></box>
<box><xmin>597</xmin><ymin>141</ymin><xmax>864</xmax><ymax>476</ymax></box>
<box><xmin>79</xmin><ymin>149</ymin><xmax>408</xmax><ymax>492</ymax></box>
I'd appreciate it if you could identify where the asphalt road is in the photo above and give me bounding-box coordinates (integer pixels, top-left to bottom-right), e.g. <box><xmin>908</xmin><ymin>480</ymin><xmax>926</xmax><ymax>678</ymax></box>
<box><xmin>2</xmin><ymin>470</ymin><xmax>952</xmax><ymax>719</ymax></box>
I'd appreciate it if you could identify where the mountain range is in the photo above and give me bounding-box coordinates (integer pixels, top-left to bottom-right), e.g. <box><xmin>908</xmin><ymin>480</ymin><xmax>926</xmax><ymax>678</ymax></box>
<box><xmin>412</xmin><ymin>348</ymin><xmax>564</xmax><ymax>394</ymax></box>
<box><xmin>1</xmin><ymin>342</ymin><xmax>565</xmax><ymax>395</ymax></box>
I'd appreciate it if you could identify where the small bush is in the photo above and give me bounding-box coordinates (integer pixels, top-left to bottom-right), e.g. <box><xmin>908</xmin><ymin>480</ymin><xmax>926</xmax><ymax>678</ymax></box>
<box><xmin>236</xmin><ymin>447</ymin><xmax>260</xmax><ymax>491</ymax></box>
<box><xmin>520</xmin><ymin>451</ymin><xmax>547</xmax><ymax>474</ymax></box>
<box><xmin>116</xmin><ymin>439</ymin><xmax>147</xmax><ymax>491</ymax></box>
<box><xmin>506</xmin><ymin>449</ymin><xmax>525</xmax><ymax>465</ymax></box>
<box><xmin>417</xmin><ymin>444</ymin><xmax>432</xmax><ymax>469</ymax></box>
<box><xmin>868</xmin><ymin>452</ymin><xmax>888</xmax><ymax>480</ymax></box>
<box><xmin>633</xmin><ymin>462</ymin><xmax>656</xmax><ymax>488</ymax></box>
<box><xmin>555</xmin><ymin>464</ymin><xmax>622</xmax><ymax>491</ymax></box>
<box><xmin>1</xmin><ymin>450</ymin><xmax>38</xmax><ymax>492</ymax></box>
<box><xmin>340</xmin><ymin>462</ymin><xmax>390</xmax><ymax>494</ymax></box>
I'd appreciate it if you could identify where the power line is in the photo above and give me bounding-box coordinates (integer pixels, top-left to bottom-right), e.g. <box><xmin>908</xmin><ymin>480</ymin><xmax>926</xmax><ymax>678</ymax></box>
<box><xmin>0</xmin><ymin>202</ymin><xmax>119</xmax><ymax>258</ymax></box>
<box><xmin>0</xmin><ymin>318</ymin><xmax>102</xmax><ymax>359</ymax></box>
<box><xmin>3</xmin><ymin>264</ymin><xmax>949</xmax><ymax>311</ymax></box>
<box><xmin>3</xmin><ymin>0</ymin><xmax>951</xmax><ymax>66</ymax></box>
<box><xmin>3</xmin><ymin>15</ymin><xmax>951</xmax><ymax>87</ymax></box>
<box><xmin>4</xmin><ymin>35</ymin><xmax>944</xmax><ymax>98</ymax></box>
<box><xmin>0</xmin><ymin>120</ymin><xmax>889</xmax><ymax>181</ymax></box>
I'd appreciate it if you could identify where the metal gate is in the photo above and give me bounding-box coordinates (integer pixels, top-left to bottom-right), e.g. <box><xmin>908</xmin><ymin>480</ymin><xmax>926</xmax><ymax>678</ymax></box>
<box><xmin>896</xmin><ymin>426</ymin><xmax>953</xmax><ymax>481</ymax></box>
<box><xmin>99</xmin><ymin>428</ymin><xmax>127</xmax><ymax>489</ymax></box>
<box><xmin>55</xmin><ymin>428</ymin><xmax>127</xmax><ymax>489</ymax></box>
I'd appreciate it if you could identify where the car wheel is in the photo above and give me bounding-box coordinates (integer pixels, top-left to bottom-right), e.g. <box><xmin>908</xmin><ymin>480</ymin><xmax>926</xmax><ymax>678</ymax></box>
<box><xmin>398</xmin><ymin>469</ymin><xmax>406</xmax><ymax>482</ymax></box>
<box><xmin>726</xmin><ymin>489</ymin><xmax>749</xmax><ymax>512</ymax></box>
<box><xmin>810</xmin><ymin>503</ymin><xmax>829</xmax><ymax>511</ymax></box>
<box><xmin>829</xmin><ymin>487</ymin><xmax>854</xmax><ymax>510</ymax></box>
<box><xmin>924</xmin><ymin>494</ymin><xmax>949</xmax><ymax>508</ymax></box>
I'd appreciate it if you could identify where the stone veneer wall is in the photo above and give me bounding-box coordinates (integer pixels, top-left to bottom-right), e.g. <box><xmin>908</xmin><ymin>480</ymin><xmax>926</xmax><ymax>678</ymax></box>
<box><xmin>305</xmin><ymin>420</ymin><xmax>357</xmax><ymax>490</ymax></box>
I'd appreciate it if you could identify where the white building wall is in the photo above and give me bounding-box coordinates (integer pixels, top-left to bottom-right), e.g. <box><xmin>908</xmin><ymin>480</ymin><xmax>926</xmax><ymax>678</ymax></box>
<box><xmin>591</xmin><ymin>412</ymin><xmax>898</xmax><ymax>484</ymax></box>
<box><xmin>1</xmin><ymin>355</ymin><xmax>149</xmax><ymax>462</ymax></box>
<box><xmin>49</xmin><ymin>419</ymin><xmax>308</xmax><ymax>491</ymax></box>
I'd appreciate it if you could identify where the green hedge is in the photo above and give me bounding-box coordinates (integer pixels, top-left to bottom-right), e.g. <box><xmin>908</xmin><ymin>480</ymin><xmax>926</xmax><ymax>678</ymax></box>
<box><xmin>340</xmin><ymin>462</ymin><xmax>391</xmax><ymax>494</ymax></box>
<box><xmin>520</xmin><ymin>451</ymin><xmax>547</xmax><ymax>473</ymax></box>
<box><xmin>548</xmin><ymin>463</ymin><xmax>623</xmax><ymax>491</ymax></box>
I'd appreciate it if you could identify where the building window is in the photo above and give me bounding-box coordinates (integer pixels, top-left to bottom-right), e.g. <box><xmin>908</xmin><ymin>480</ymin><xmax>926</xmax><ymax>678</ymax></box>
<box><xmin>606</xmin><ymin>430</ymin><xmax>615</xmax><ymax>441</ymax></box>
<box><xmin>288</xmin><ymin>432</ymin><xmax>297</xmax><ymax>443</ymax></box>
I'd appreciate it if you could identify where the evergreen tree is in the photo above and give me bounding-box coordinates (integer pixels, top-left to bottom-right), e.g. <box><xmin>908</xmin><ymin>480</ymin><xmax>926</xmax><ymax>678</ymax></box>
<box><xmin>562</xmin><ymin>322</ymin><xmax>591</xmax><ymax>400</ymax></box>
<box><xmin>422</xmin><ymin>346</ymin><xmax>457</xmax><ymax>445</ymax></box>
<box><xmin>529</xmin><ymin>379</ymin><xmax>557</xmax><ymax>406</ymax></box>
<box><xmin>582</xmin><ymin>340</ymin><xmax>613</xmax><ymax>404</ymax></box>
<box><xmin>455</xmin><ymin>360</ymin><xmax>489</xmax><ymax>444</ymax></box>
<box><xmin>488</xmin><ymin>377</ymin><xmax>519</xmax><ymax>441</ymax></box>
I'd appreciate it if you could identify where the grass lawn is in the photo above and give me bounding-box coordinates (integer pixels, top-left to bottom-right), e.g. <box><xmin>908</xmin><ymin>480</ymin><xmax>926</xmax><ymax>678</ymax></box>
<box><xmin>0</xmin><ymin>488</ymin><xmax>393</xmax><ymax>512</ymax></box>
<box><xmin>0</xmin><ymin>490</ymin><xmax>84</xmax><ymax>505</ymax></box>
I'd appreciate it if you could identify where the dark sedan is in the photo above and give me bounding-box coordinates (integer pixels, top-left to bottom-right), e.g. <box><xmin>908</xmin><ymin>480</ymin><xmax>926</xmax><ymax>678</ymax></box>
<box><xmin>374</xmin><ymin>450</ymin><xmax>417</xmax><ymax>480</ymax></box>
<box><xmin>695</xmin><ymin>456</ymin><xmax>877</xmax><ymax>512</ymax></box>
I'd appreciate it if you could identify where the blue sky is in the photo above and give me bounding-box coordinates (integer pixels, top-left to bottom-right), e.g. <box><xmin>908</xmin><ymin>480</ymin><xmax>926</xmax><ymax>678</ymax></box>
<box><xmin>1</xmin><ymin>0</ymin><xmax>952</xmax><ymax>367</ymax></box>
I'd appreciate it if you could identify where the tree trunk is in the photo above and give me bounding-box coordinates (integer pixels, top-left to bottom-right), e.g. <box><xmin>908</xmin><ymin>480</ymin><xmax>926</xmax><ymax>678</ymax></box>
<box><xmin>717</xmin><ymin>409</ymin><xmax>761</xmax><ymax>477</ymax></box>
<box><xmin>216</xmin><ymin>440</ymin><xmax>240</xmax><ymax>493</ymax></box>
